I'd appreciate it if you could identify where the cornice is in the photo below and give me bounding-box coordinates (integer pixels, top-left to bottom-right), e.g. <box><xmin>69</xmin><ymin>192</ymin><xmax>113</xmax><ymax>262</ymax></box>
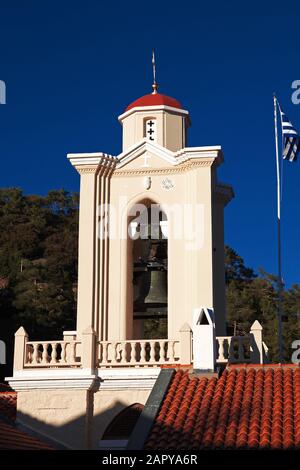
<box><xmin>6</xmin><ymin>367</ymin><xmax>160</xmax><ymax>392</ymax></box>
<box><xmin>76</xmin><ymin>165</ymin><xmax>99</xmax><ymax>175</ymax></box>
<box><xmin>97</xmin><ymin>368</ymin><xmax>160</xmax><ymax>390</ymax></box>
<box><xmin>67</xmin><ymin>144</ymin><xmax>222</xmax><ymax>176</ymax></box>
<box><xmin>67</xmin><ymin>152</ymin><xmax>116</xmax><ymax>175</ymax></box>
<box><xmin>6</xmin><ymin>369</ymin><xmax>98</xmax><ymax>391</ymax></box>
<box><xmin>118</xmin><ymin>104</ymin><xmax>190</xmax><ymax>123</ymax></box>
<box><xmin>113</xmin><ymin>159</ymin><xmax>215</xmax><ymax>177</ymax></box>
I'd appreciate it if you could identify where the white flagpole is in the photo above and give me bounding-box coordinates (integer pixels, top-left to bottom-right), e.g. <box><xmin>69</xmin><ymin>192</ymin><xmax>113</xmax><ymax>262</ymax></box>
<box><xmin>274</xmin><ymin>94</ymin><xmax>283</xmax><ymax>362</ymax></box>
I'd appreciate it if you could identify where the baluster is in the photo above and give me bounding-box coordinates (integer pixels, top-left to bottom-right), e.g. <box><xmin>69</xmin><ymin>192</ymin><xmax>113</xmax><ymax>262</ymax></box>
<box><xmin>140</xmin><ymin>342</ymin><xmax>146</xmax><ymax>363</ymax></box>
<box><xmin>130</xmin><ymin>342</ymin><xmax>137</xmax><ymax>364</ymax></box>
<box><xmin>42</xmin><ymin>343</ymin><xmax>49</xmax><ymax>364</ymax></box>
<box><xmin>168</xmin><ymin>341</ymin><xmax>175</xmax><ymax>363</ymax></box>
<box><xmin>50</xmin><ymin>343</ymin><xmax>57</xmax><ymax>363</ymax></box>
<box><xmin>26</xmin><ymin>344</ymin><xmax>33</xmax><ymax>364</ymax></box>
<box><xmin>159</xmin><ymin>341</ymin><xmax>165</xmax><ymax>363</ymax></box>
<box><xmin>113</xmin><ymin>342</ymin><xmax>118</xmax><ymax>364</ymax></box>
<box><xmin>218</xmin><ymin>338</ymin><xmax>225</xmax><ymax>362</ymax></box>
<box><xmin>150</xmin><ymin>341</ymin><xmax>156</xmax><ymax>363</ymax></box>
<box><xmin>121</xmin><ymin>342</ymin><xmax>127</xmax><ymax>363</ymax></box>
<box><xmin>61</xmin><ymin>343</ymin><xmax>67</xmax><ymax>363</ymax></box>
<box><xmin>32</xmin><ymin>344</ymin><xmax>39</xmax><ymax>364</ymax></box>
<box><xmin>69</xmin><ymin>342</ymin><xmax>76</xmax><ymax>364</ymax></box>
<box><xmin>107</xmin><ymin>342</ymin><xmax>113</xmax><ymax>364</ymax></box>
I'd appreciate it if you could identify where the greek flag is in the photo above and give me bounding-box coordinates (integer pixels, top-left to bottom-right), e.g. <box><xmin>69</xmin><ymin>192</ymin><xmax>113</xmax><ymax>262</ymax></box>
<box><xmin>279</xmin><ymin>106</ymin><xmax>300</xmax><ymax>162</ymax></box>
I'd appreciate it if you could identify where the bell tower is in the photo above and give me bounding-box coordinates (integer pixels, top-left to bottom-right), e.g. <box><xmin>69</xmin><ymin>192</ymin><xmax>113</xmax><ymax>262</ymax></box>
<box><xmin>7</xmin><ymin>69</ymin><xmax>235</xmax><ymax>451</ymax></box>
<box><xmin>68</xmin><ymin>81</ymin><xmax>233</xmax><ymax>341</ymax></box>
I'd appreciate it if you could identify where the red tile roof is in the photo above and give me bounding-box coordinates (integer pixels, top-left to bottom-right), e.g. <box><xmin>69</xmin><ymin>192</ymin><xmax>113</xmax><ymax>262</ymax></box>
<box><xmin>0</xmin><ymin>391</ymin><xmax>53</xmax><ymax>450</ymax></box>
<box><xmin>146</xmin><ymin>365</ymin><xmax>300</xmax><ymax>450</ymax></box>
<box><xmin>126</xmin><ymin>93</ymin><xmax>183</xmax><ymax>112</ymax></box>
<box><xmin>0</xmin><ymin>392</ymin><xmax>17</xmax><ymax>421</ymax></box>
<box><xmin>0</xmin><ymin>420</ymin><xmax>53</xmax><ymax>450</ymax></box>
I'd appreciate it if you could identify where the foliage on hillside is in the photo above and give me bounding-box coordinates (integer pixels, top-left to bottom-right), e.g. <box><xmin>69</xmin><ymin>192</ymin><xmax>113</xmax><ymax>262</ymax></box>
<box><xmin>0</xmin><ymin>188</ymin><xmax>299</xmax><ymax>363</ymax></box>
<box><xmin>0</xmin><ymin>188</ymin><xmax>78</xmax><ymax>340</ymax></box>
<box><xmin>225</xmin><ymin>247</ymin><xmax>300</xmax><ymax>362</ymax></box>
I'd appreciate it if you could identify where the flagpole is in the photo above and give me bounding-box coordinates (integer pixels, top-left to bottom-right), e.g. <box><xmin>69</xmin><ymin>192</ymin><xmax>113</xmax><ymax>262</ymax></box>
<box><xmin>274</xmin><ymin>94</ymin><xmax>283</xmax><ymax>363</ymax></box>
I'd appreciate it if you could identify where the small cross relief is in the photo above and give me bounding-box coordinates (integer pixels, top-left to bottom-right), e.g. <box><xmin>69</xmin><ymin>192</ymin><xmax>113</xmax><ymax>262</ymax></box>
<box><xmin>140</xmin><ymin>154</ymin><xmax>151</xmax><ymax>167</ymax></box>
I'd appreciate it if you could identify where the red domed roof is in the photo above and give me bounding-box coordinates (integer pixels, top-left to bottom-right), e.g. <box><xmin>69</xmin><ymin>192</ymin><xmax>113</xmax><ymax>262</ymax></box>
<box><xmin>126</xmin><ymin>93</ymin><xmax>183</xmax><ymax>112</ymax></box>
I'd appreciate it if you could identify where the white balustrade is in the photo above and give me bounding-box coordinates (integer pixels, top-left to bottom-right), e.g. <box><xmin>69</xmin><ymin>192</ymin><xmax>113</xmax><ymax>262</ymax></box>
<box><xmin>24</xmin><ymin>340</ymin><xmax>81</xmax><ymax>367</ymax></box>
<box><xmin>18</xmin><ymin>321</ymin><xmax>264</xmax><ymax>370</ymax></box>
<box><xmin>98</xmin><ymin>339</ymin><xmax>180</xmax><ymax>367</ymax></box>
<box><xmin>216</xmin><ymin>335</ymin><xmax>251</xmax><ymax>364</ymax></box>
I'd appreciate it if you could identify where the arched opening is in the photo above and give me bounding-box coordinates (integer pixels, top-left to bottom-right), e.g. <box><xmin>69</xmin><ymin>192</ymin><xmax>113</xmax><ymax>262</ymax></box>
<box><xmin>130</xmin><ymin>203</ymin><xmax>168</xmax><ymax>340</ymax></box>
<box><xmin>99</xmin><ymin>403</ymin><xmax>144</xmax><ymax>449</ymax></box>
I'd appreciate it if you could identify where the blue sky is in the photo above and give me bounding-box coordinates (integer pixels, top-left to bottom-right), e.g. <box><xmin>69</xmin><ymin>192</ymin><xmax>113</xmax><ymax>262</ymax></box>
<box><xmin>0</xmin><ymin>1</ymin><xmax>300</xmax><ymax>286</ymax></box>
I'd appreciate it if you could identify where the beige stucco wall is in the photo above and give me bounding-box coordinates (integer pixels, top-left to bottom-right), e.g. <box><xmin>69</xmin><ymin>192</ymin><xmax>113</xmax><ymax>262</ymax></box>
<box><xmin>106</xmin><ymin>160</ymin><xmax>223</xmax><ymax>340</ymax></box>
<box><xmin>16</xmin><ymin>387</ymin><xmax>151</xmax><ymax>450</ymax></box>
<box><xmin>16</xmin><ymin>389</ymin><xmax>92</xmax><ymax>449</ymax></box>
<box><xmin>72</xmin><ymin>153</ymin><xmax>230</xmax><ymax>341</ymax></box>
<box><xmin>76</xmin><ymin>171</ymin><xmax>98</xmax><ymax>339</ymax></box>
<box><xmin>120</xmin><ymin>107</ymin><xmax>188</xmax><ymax>152</ymax></box>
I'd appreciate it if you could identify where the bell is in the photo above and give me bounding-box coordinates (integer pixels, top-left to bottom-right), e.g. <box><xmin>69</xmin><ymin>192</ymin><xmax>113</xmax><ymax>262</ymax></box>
<box><xmin>144</xmin><ymin>268</ymin><xmax>168</xmax><ymax>306</ymax></box>
<box><xmin>134</xmin><ymin>267</ymin><xmax>167</xmax><ymax>307</ymax></box>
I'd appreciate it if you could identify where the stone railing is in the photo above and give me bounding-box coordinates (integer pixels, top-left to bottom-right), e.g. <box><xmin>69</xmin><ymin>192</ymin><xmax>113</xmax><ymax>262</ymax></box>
<box><xmin>216</xmin><ymin>336</ymin><xmax>251</xmax><ymax>364</ymax></box>
<box><xmin>98</xmin><ymin>339</ymin><xmax>180</xmax><ymax>367</ymax></box>
<box><xmin>13</xmin><ymin>326</ymin><xmax>96</xmax><ymax>371</ymax></box>
<box><xmin>216</xmin><ymin>321</ymin><xmax>268</xmax><ymax>365</ymax></box>
<box><xmin>12</xmin><ymin>320</ymin><xmax>267</xmax><ymax>372</ymax></box>
<box><xmin>25</xmin><ymin>340</ymin><xmax>81</xmax><ymax>367</ymax></box>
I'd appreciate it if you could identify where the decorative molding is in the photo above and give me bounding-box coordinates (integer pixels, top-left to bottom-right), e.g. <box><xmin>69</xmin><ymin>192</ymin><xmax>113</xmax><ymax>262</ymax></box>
<box><xmin>6</xmin><ymin>369</ymin><xmax>98</xmax><ymax>391</ymax></box>
<box><xmin>76</xmin><ymin>166</ymin><xmax>99</xmax><ymax>175</ymax></box>
<box><xmin>97</xmin><ymin>367</ymin><xmax>160</xmax><ymax>391</ymax></box>
<box><xmin>116</xmin><ymin>140</ymin><xmax>222</xmax><ymax>171</ymax></box>
<box><xmin>161</xmin><ymin>177</ymin><xmax>175</xmax><ymax>190</ymax></box>
<box><xmin>67</xmin><ymin>152</ymin><xmax>116</xmax><ymax>176</ymax></box>
<box><xmin>113</xmin><ymin>159</ymin><xmax>215</xmax><ymax>177</ymax></box>
<box><xmin>6</xmin><ymin>367</ymin><xmax>161</xmax><ymax>392</ymax></box>
<box><xmin>117</xmin><ymin>140</ymin><xmax>175</xmax><ymax>169</ymax></box>
<box><xmin>118</xmin><ymin>104</ymin><xmax>189</xmax><ymax>123</ymax></box>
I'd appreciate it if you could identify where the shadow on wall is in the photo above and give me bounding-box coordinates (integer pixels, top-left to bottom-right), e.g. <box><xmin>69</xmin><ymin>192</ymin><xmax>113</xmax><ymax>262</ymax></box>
<box><xmin>15</xmin><ymin>399</ymin><xmax>144</xmax><ymax>450</ymax></box>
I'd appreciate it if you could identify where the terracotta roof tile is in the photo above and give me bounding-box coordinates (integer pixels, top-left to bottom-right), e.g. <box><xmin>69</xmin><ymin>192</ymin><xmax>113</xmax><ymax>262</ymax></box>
<box><xmin>145</xmin><ymin>365</ymin><xmax>300</xmax><ymax>450</ymax></box>
<box><xmin>0</xmin><ymin>391</ymin><xmax>53</xmax><ymax>450</ymax></box>
<box><xmin>0</xmin><ymin>420</ymin><xmax>53</xmax><ymax>450</ymax></box>
<box><xmin>0</xmin><ymin>392</ymin><xmax>17</xmax><ymax>421</ymax></box>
